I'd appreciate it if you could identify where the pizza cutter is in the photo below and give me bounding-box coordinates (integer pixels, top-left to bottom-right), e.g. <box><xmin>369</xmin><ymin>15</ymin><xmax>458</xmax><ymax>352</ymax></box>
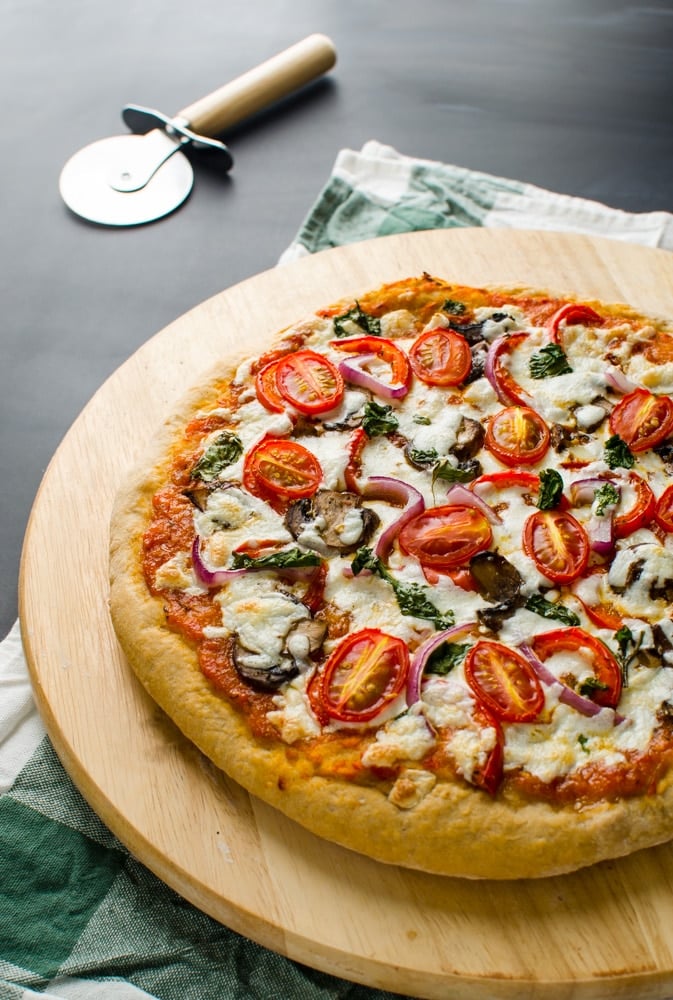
<box><xmin>59</xmin><ymin>33</ymin><xmax>337</xmax><ymax>227</ymax></box>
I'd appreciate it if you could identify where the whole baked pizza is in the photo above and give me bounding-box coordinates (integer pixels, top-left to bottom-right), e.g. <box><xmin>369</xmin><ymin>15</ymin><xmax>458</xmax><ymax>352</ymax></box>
<box><xmin>109</xmin><ymin>274</ymin><xmax>673</xmax><ymax>879</ymax></box>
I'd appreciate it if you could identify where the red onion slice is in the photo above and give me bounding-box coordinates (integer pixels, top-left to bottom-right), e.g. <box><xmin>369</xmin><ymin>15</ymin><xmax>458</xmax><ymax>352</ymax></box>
<box><xmin>338</xmin><ymin>355</ymin><xmax>409</xmax><ymax>399</ymax></box>
<box><xmin>445</xmin><ymin>483</ymin><xmax>502</xmax><ymax>524</ymax></box>
<box><xmin>519</xmin><ymin>643</ymin><xmax>624</xmax><ymax>723</ymax></box>
<box><xmin>569</xmin><ymin>478</ymin><xmax>620</xmax><ymax>554</ymax></box>
<box><xmin>191</xmin><ymin>536</ymin><xmax>247</xmax><ymax>588</ymax></box>
<box><xmin>605</xmin><ymin>365</ymin><xmax>638</xmax><ymax>395</ymax></box>
<box><xmin>407</xmin><ymin>623</ymin><xmax>478</xmax><ymax>706</ymax></box>
<box><xmin>484</xmin><ymin>333</ymin><xmax>534</xmax><ymax>407</ymax></box>
<box><xmin>361</xmin><ymin>475</ymin><xmax>425</xmax><ymax>560</ymax></box>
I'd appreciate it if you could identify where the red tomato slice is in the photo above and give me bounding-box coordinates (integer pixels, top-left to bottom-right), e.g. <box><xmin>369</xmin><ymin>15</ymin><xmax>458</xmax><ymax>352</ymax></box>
<box><xmin>470</xmin><ymin>703</ymin><xmax>504</xmax><ymax>796</ymax></box>
<box><xmin>330</xmin><ymin>335</ymin><xmax>411</xmax><ymax>387</ymax></box>
<box><xmin>465</xmin><ymin>641</ymin><xmax>544</xmax><ymax>722</ymax></box>
<box><xmin>547</xmin><ymin>303</ymin><xmax>603</xmax><ymax>344</ymax></box>
<box><xmin>408</xmin><ymin>328</ymin><xmax>472</xmax><ymax>386</ymax></box>
<box><xmin>317</xmin><ymin>629</ymin><xmax>409</xmax><ymax>723</ymax></box>
<box><xmin>523</xmin><ymin>509</ymin><xmax>589</xmax><ymax>584</ymax></box>
<box><xmin>575</xmin><ymin>595</ymin><xmax>623</xmax><ymax>631</ymax></box>
<box><xmin>243</xmin><ymin>438</ymin><xmax>322</xmax><ymax>505</ymax></box>
<box><xmin>655</xmin><ymin>483</ymin><xmax>673</xmax><ymax>533</ymax></box>
<box><xmin>274</xmin><ymin>350</ymin><xmax>345</xmax><ymax>415</ymax></box>
<box><xmin>531</xmin><ymin>627</ymin><xmax>622</xmax><ymax>709</ymax></box>
<box><xmin>344</xmin><ymin>426</ymin><xmax>367</xmax><ymax>493</ymax></box>
<box><xmin>485</xmin><ymin>406</ymin><xmax>550</xmax><ymax>467</ymax></box>
<box><xmin>255</xmin><ymin>359</ymin><xmax>286</xmax><ymax>413</ymax></box>
<box><xmin>471</xmin><ymin>470</ymin><xmax>570</xmax><ymax>509</ymax></box>
<box><xmin>613</xmin><ymin>472</ymin><xmax>656</xmax><ymax>538</ymax></box>
<box><xmin>398</xmin><ymin>504</ymin><xmax>492</xmax><ymax>571</ymax></box>
<box><xmin>609</xmin><ymin>388</ymin><xmax>673</xmax><ymax>453</ymax></box>
<box><xmin>489</xmin><ymin>331</ymin><xmax>532</xmax><ymax>407</ymax></box>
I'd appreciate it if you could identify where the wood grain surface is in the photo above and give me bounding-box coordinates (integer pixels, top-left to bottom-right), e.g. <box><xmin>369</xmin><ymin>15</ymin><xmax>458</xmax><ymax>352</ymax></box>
<box><xmin>18</xmin><ymin>229</ymin><xmax>673</xmax><ymax>1000</ymax></box>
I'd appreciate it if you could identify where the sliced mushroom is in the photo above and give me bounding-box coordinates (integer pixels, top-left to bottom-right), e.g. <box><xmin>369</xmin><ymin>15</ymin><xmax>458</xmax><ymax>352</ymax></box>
<box><xmin>465</xmin><ymin>340</ymin><xmax>488</xmax><ymax>384</ymax></box>
<box><xmin>655</xmin><ymin>440</ymin><xmax>673</xmax><ymax>474</ymax></box>
<box><xmin>233</xmin><ymin>650</ymin><xmax>300</xmax><ymax>691</ymax></box>
<box><xmin>549</xmin><ymin>423</ymin><xmax>591</xmax><ymax>453</ymax></box>
<box><xmin>285</xmin><ymin>490</ymin><xmax>380</xmax><ymax>554</ymax></box>
<box><xmin>450</xmin><ymin>417</ymin><xmax>485</xmax><ymax>462</ymax></box>
<box><xmin>469</xmin><ymin>551</ymin><xmax>523</xmax><ymax>604</ymax></box>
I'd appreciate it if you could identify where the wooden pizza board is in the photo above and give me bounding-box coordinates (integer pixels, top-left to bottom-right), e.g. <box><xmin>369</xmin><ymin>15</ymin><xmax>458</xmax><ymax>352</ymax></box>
<box><xmin>19</xmin><ymin>229</ymin><xmax>673</xmax><ymax>1000</ymax></box>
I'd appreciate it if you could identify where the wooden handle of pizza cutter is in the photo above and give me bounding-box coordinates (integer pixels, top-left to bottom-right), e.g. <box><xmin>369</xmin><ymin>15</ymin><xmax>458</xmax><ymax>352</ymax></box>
<box><xmin>177</xmin><ymin>34</ymin><xmax>337</xmax><ymax>137</ymax></box>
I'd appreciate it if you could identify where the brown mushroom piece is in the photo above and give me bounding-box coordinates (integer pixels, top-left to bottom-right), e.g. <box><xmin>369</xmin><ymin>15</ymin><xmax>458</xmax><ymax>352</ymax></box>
<box><xmin>233</xmin><ymin>603</ymin><xmax>327</xmax><ymax>691</ymax></box>
<box><xmin>284</xmin><ymin>489</ymin><xmax>380</xmax><ymax>554</ymax></box>
<box><xmin>450</xmin><ymin>417</ymin><xmax>485</xmax><ymax>462</ymax></box>
<box><xmin>469</xmin><ymin>551</ymin><xmax>525</xmax><ymax>631</ymax></box>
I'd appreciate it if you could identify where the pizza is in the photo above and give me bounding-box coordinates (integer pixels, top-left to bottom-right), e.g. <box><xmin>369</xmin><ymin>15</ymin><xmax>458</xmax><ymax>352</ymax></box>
<box><xmin>109</xmin><ymin>273</ymin><xmax>673</xmax><ymax>879</ymax></box>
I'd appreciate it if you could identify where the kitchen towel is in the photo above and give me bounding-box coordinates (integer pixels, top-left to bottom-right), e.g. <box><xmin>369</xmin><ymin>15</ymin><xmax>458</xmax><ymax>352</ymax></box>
<box><xmin>3</xmin><ymin>140</ymin><xmax>673</xmax><ymax>1000</ymax></box>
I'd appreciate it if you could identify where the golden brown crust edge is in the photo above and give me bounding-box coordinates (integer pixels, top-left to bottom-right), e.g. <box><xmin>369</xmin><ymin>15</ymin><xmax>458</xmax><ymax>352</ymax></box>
<box><xmin>109</xmin><ymin>282</ymin><xmax>673</xmax><ymax>880</ymax></box>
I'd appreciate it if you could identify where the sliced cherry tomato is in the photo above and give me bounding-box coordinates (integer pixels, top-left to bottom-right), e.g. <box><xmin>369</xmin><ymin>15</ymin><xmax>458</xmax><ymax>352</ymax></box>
<box><xmin>274</xmin><ymin>350</ymin><xmax>344</xmax><ymax>415</ymax></box>
<box><xmin>330</xmin><ymin>335</ymin><xmax>411</xmax><ymax>387</ymax></box>
<box><xmin>398</xmin><ymin>504</ymin><xmax>492</xmax><ymax>571</ymax></box>
<box><xmin>471</xmin><ymin>470</ymin><xmax>569</xmax><ymax>509</ymax></box>
<box><xmin>255</xmin><ymin>359</ymin><xmax>286</xmax><ymax>413</ymax></box>
<box><xmin>485</xmin><ymin>406</ymin><xmax>550</xmax><ymax>467</ymax></box>
<box><xmin>531</xmin><ymin>627</ymin><xmax>622</xmax><ymax>709</ymax></box>
<box><xmin>301</xmin><ymin>562</ymin><xmax>328</xmax><ymax>615</ymax></box>
<box><xmin>655</xmin><ymin>483</ymin><xmax>673</xmax><ymax>533</ymax></box>
<box><xmin>613</xmin><ymin>472</ymin><xmax>656</xmax><ymax>538</ymax></box>
<box><xmin>316</xmin><ymin>628</ymin><xmax>409</xmax><ymax>723</ymax></box>
<box><xmin>575</xmin><ymin>595</ymin><xmax>623</xmax><ymax>631</ymax></box>
<box><xmin>547</xmin><ymin>303</ymin><xmax>603</xmax><ymax>344</ymax></box>
<box><xmin>408</xmin><ymin>328</ymin><xmax>472</xmax><ymax>386</ymax></box>
<box><xmin>344</xmin><ymin>426</ymin><xmax>367</xmax><ymax>493</ymax></box>
<box><xmin>243</xmin><ymin>437</ymin><xmax>322</xmax><ymax>505</ymax></box>
<box><xmin>523</xmin><ymin>509</ymin><xmax>589</xmax><ymax>585</ymax></box>
<box><xmin>609</xmin><ymin>388</ymin><xmax>673</xmax><ymax>453</ymax></box>
<box><xmin>488</xmin><ymin>332</ymin><xmax>532</xmax><ymax>407</ymax></box>
<box><xmin>465</xmin><ymin>640</ymin><xmax>544</xmax><ymax>722</ymax></box>
<box><xmin>470</xmin><ymin>702</ymin><xmax>504</xmax><ymax>796</ymax></box>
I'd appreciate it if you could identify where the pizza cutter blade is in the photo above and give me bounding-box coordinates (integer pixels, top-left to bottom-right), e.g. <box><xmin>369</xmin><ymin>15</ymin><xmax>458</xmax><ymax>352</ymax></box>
<box><xmin>58</xmin><ymin>34</ymin><xmax>337</xmax><ymax>227</ymax></box>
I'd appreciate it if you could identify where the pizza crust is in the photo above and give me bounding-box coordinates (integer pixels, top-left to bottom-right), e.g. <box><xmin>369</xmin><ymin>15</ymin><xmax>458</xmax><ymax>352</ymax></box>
<box><xmin>109</xmin><ymin>280</ymin><xmax>673</xmax><ymax>879</ymax></box>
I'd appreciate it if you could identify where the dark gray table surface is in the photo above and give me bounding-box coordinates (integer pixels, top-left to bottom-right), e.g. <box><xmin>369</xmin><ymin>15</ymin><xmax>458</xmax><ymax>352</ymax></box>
<box><xmin>3</xmin><ymin>0</ymin><xmax>673</xmax><ymax>639</ymax></box>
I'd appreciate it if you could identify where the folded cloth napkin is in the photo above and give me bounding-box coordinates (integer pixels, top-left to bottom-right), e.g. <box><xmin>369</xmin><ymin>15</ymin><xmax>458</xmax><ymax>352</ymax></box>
<box><xmin>3</xmin><ymin>141</ymin><xmax>673</xmax><ymax>1000</ymax></box>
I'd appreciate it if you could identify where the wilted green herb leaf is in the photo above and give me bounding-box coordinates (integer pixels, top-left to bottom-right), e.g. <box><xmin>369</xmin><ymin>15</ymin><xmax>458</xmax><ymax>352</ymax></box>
<box><xmin>442</xmin><ymin>298</ymin><xmax>467</xmax><ymax>316</ymax></box>
<box><xmin>594</xmin><ymin>482</ymin><xmax>620</xmax><ymax>515</ymax></box>
<box><xmin>351</xmin><ymin>547</ymin><xmax>455</xmax><ymax>630</ymax></box>
<box><xmin>361</xmin><ymin>399</ymin><xmax>399</xmax><ymax>437</ymax></box>
<box><xmin>525</xmin><ymin>593</ymin><xmax>580</xmax><ymax>626</ymax></box>
<box><xmin>230</xmin><ymin>547</ymin><xmax>321</xmax><ymax>570</ymax></box>
<box><xmin>536</xmin><ymin>469</ymin><xmax>564</xmax><ymax>510</ymax></box>
<box><xmin>579</xmin><ymin>677</ymin><xmax>610</xmax><ymax>697</ymax></box>
<box><xmin>413</xmin><ymin>415</ymin><xmax>432</xmax><ymax>425</ymax></box>
<box><xmin>604</xmin><ymin>435</ymin><xmax>635</xmax><ymax>470</ymax></box>
<box><xmin>426</xmin><ymin>642</ymin><xmax>470</xmax><ymax>675</ymax></box>
<box><xmin>432</xmin><ymin>459</ymin><xmax>478</xmax><ymax>486</ymax></box>
<box><xmin>529</xmin><ymin>343</ymin><xmax>573</xmax><ymax>379</ymax></box>
<box><xmin>192</xmin><ymin>431</ymin><xmax>243</xmax><ymax>481</ymax></box>
<box><xmin>333</xmin><ymin>302</ymin><xmax>382</xmax><ymax>338</ymax></box>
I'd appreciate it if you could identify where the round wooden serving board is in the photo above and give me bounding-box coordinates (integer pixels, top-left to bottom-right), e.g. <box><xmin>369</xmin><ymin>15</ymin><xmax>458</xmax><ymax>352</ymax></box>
<box><xmin>19</xmin><ymin>229</ymin><xmax>673</xmax><ymax>1000</ymax></box>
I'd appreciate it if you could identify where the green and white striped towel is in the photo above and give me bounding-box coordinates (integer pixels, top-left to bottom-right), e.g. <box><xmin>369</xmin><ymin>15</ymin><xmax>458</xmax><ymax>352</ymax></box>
<box><xmin>3</xmin><ymin>141</ymin><xmax>673</xmax><ymax>1000</ymax></box>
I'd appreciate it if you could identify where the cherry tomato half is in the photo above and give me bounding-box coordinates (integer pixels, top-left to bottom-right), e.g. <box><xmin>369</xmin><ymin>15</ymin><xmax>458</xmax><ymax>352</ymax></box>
<box><xmin>255</xmin><ymin>359</ymin><xmax>286</xmax><ymax>413</ymax></box>
<box><xmin>465</xmin><ymin>640</ymin><xmax>545</xmax><ymax>722</ymax></box>
<box><xmin>485</xmin><ymin>406</ymin><xmax>550</xmax><ymax>467</ymax></box>
<box><xmin>274</xmin><ymin>350</ymin><xmax>345</xmax><ymax>415</ymax></box>
<box><xmin>470</xmin><ymin>702</ymin><xmax>504</xmax><ymax>796</ymax></box>
<box><xmin>531</xmin><ymin>627</ymin><xmax>622</xmax><ymax>709</ymax></box>
<box><xmin>489</xmin><ymin>332</ymin><xmax>531</xmax><ymax>407</ymax></box>
<box><xmin>609</xmin><ymin>388</ymin><xmax>673</xmax><ymax>453</ymax></box>
<box><xmin>330</xmin><ymin>335</ymin><xmax>411</xmax><ymax>388</ymax></box>
<box><xmin>470</xmin><ymin>470</ymin><xmax>570</xmax><ymax>510</ymax></box>
<box><xmin>546</xmin><ymin>303</ymin><xmax>603</xmax><ymax>344</ymax></box>
<box><xmin>613</xmin><ymin>472</ymin><xmax>656</xmax><ymax>538</ymax></box>
<box><xmin>316</xmin><ymin>628</ymin><xmax>409</xmax><ymax>723</ymax></box>
<box><xmin>523</xmin><ymin>509</ymin><xmax>589</xmax><ymax>585</ymax></box>
<box><xmin>398</xmin><ymin>504</ymin><xmax>492</xmax><ymax>571</ymax></box>
<box><xmin>408</xmin><ymin>328</ymin><xmax>472</xmax><ymax>386</ymax></box>
<box><xmin>243</xmin><ymin>437</ymin><xmax>322</xmax><ymax>505</ymax></box>
<box><xmin>655</xmin><ymin>483</ymin><xmax>673</xmax><ymax>533</ymax></box>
